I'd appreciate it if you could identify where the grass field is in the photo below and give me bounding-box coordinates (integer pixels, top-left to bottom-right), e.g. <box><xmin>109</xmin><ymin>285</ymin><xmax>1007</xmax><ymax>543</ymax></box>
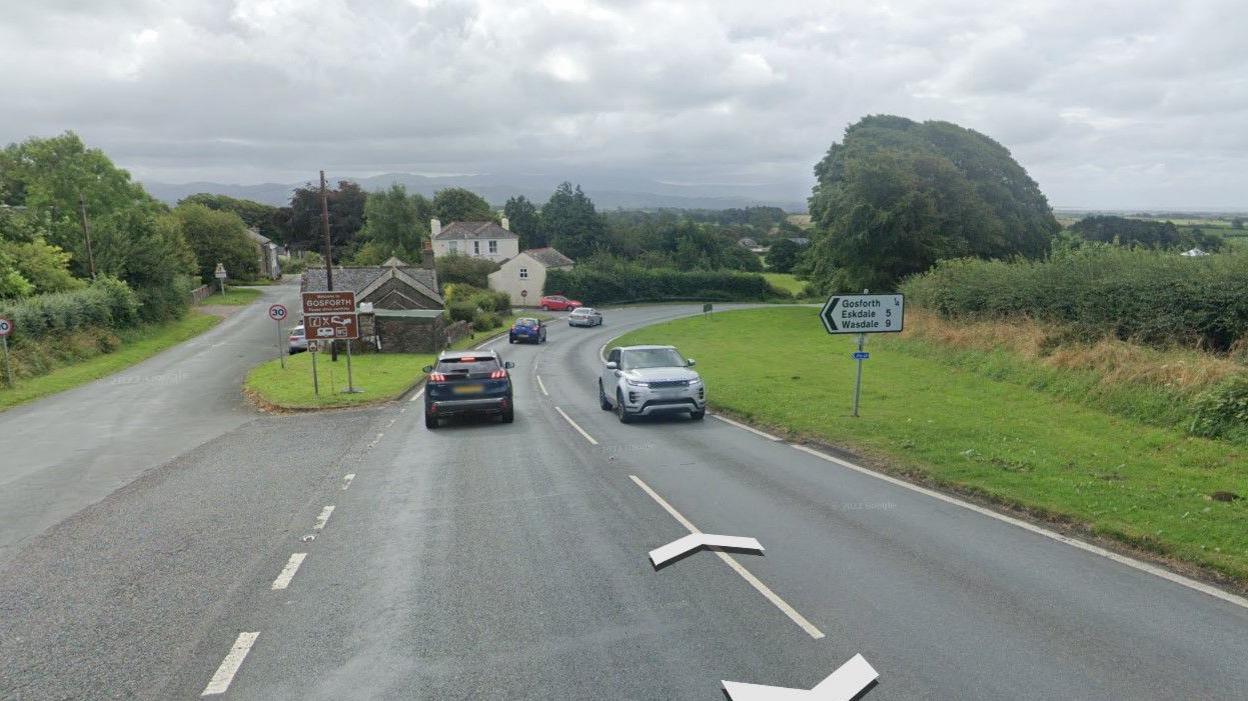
<box><xmin>198</xmin><ymin>287</ymin><xmax>262</xmax><ymax>306</ymax></box>
<box><xmin>762</xmin><ymin>272</ymin><xmax>808</xmax><ymax>297</ymax></box>
<box><xmin>615</xmin><ymin>307</ymin><xmax>1248</xmax><ymax>583</ymax></box>
<box><xmin>0</xmin><ymin>312</ymin><xmax>221</xmax><ymax>412</ymax></box>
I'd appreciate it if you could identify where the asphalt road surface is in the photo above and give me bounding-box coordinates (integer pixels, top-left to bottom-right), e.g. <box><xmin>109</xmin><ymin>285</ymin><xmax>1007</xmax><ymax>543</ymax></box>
<box><xmin>1</xmin><ymin>302</ymin><xmax>1246</xmax><ymax>700</ymax></box>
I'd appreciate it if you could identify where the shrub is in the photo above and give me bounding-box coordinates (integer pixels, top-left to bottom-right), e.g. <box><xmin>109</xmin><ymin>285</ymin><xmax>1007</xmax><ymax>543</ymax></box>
<box><xmin>902</xmin><ymin>248</ymin><xmax>1248</xmax><ymax>351</ymax></box>
<box><xmin>1189</xmin><ymin>375</ymin><xmax>1248</xmax><ymax>442</ymax></box>
<box><xmin>436</xmin><ymin>253</ymin><xmax>500</xmax><ymax>289</ymax></box>
<box><xmin>447</xmin><ymin>301</ymin><xmax>476</xmax><ymax>322</ymax></box>
<box><xmin>545</xmin><ymin>264</ymin><xmax>772</xmax><ymax>304</ymax></box>
<box><xmin>472</xmin><ymin>310</ymin><xmax>500</xmax><ymax>332</ymax></box>
<box><xmin>0</xmin><ymin>276</ymin><xmax>140</xmax><ymax>340</ymax></box>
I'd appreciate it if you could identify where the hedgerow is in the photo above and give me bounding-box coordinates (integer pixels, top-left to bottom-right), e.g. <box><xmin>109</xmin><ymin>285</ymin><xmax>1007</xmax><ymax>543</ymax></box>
<box><xmin>545</xmin><ymin>264</ymin><xmax>772</xmax><ymax>304</ymax></box>
<box><xmin>0</xmin><ymin>276</ymin><xmax>140</xmax><ymax>340</ymax></box>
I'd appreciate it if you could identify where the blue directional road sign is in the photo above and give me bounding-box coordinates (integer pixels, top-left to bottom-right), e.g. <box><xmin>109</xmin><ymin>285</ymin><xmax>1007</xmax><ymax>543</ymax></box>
<box><xmin>852</xmin><ymin>351</ymin><xmax>870</xmax><ymax>360</ymax></box>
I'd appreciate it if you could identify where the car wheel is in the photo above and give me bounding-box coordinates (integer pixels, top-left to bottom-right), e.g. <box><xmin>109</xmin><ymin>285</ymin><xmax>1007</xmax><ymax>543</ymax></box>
<box><xmin>690</xmin><ymin>408</ymin><xmax>706</xmax><ymax>421</ymax></box>
<box><xmin>425</xmin><ymin>413</ymin><xmax>439</xmax><ymax>429</ymax></box>
<box><xmin>599</xmin><ymin>381</ymin><xmax>613</xmax><ymax>410</ymax></box>
<box><xmin>509</xmin><ymin>336</ymin><xmax>515</xmax><ymax>344</ymax></box>
<box><xmin>501</xmin><ymin>408</ymin><xmax>514</xmax><ymax>423</ymax></box>
<box><xmin>541</xmin><ymin>304</ymin><xmax>549</xmax><ymax>311</ymax></box>
<box><xmin>616</xmin><ymin>390</ymin><xmax>633</xmax><ymax>424</ymax></box>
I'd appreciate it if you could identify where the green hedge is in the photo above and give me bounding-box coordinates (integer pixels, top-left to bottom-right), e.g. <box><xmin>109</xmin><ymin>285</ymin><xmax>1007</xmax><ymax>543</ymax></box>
<box><xmin>902</xmin><ymin>249</ymin><xmax>1248</xmax><ymax>350</ymax></box>
<box><xmin>0</xmin><ymin>277</ymin><xmax>141</xmax><ymax>340</ymax></box>
<box><xmin>545</xmin><ymin>265</ymin><xmax>773</xmax><ymax>305</ymax></box>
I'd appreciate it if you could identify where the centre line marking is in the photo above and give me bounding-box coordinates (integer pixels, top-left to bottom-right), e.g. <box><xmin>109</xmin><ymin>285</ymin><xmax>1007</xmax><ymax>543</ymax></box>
<box><xmin>409</xmin><ymin>388</ymin><xmax>425</xmax><ymax>402</ymax></box>
<box><xmin>629</xmin><ymin>474</ymin><xmax>824</xmax><ymax>639</ymax></box>
<box><xmin>536</xmin><ymin>374</ymin><xmax>549</xmax><ymax>396</ymax></box>
<box><xmin>313</xmin><ymin>505</ymin><xmax>335</xmax><ymax>530</ymax></box>
<box><xmin>271</xmin><ymin>553</ymin><xmax>307</xmax><ymax>590</ymax></box>
<box><xmin>341</xmin><ymin>473</ymin><xmax>355</xmax><ymax>490</ymax></box>
<box><xmin>201</xmin><ymin>631</ymin><xmax>260</xmax><ymax>696</ymax></box>
<box><xmin>555</xmin><ymin>406</ymin><xmax>598</xmax><ymax>445</ymax></box>
<box><xmin>713</xmin><ymin>414</ymin><xmax>782</xmax><ymax>441</ymax></box>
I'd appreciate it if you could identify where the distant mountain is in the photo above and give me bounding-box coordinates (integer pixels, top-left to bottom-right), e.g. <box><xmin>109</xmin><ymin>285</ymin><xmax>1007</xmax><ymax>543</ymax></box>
<box><xmin>140</xmin><ymin>172</ymin><xmax>809</xmax><ymax>212</ymax></box>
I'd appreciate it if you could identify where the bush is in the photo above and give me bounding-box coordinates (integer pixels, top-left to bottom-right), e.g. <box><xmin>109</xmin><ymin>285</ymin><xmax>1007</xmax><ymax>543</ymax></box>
<box><xmin>545</xmin><ymin>264</ymin><xmax>772</xmax><ymax>305</ymax></box>
<box><xmin>436</xmin><ymin>253</ymin><xmax>500</xmax><ymax>289</ymax></box>
<box><xmin>447</xmin><ymin>301</ymin><xmax>476</xmax><ymax>322</ymax></box>
<box><xmin>444</xmin><ymin>283</ymin><xmax>510</xmax><ymax>314</ymax></box>
<box><xmin>1189</xmin><ymin>375</ymin><xmax>1248</xmax><ymax>442</ymax></box>
<box><xmin>472</xmin><ymin>310</ymin><xmax>500</xmax><ymax>332</ymax></box>
<box><xmin>0</xmin><ymin>276</ymin><xmax>140</xmax><ymax>340</ymax></box>
<box><xmin>902</xmin><ymin>248</ymin><xmax>1248</xmax><ymax>350</ymax></box>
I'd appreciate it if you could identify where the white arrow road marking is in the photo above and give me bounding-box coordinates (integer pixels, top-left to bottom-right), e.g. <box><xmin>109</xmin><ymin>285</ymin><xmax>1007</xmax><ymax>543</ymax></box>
<box><xmin>201</xmin><ymin>631</ymin><xmax>260</xmax><ymax>696</ymax></box>
<box><xmin>723</xmin><ymin>654</ymin><xmax>878</xmax><ymax>701</ymax></box>
<box><xmin>649</xmin><ymin>533</ymin><xmax>763</xmax><ymax>568</ymax></box>
<box><xmin>341</xmin><ymin>473</ymin><xmax>355</xmax><ymax>490</ymax></box>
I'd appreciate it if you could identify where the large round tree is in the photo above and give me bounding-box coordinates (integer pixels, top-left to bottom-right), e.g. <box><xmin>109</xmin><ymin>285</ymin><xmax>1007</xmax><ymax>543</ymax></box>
<box><xmin>804</xmin><ymin>115</ymin><xmax>1059</xmax><ymax>292</ymax></box>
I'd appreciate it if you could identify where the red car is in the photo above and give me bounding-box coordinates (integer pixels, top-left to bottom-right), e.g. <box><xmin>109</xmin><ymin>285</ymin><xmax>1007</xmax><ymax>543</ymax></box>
<box><xmin>539</xmin><ymin>295</ymin><xmax>583</xmax><ymax>311</ymax></box>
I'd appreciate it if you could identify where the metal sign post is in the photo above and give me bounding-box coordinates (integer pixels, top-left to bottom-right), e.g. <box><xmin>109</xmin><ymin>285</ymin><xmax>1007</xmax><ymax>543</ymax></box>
<box><xmin>268</xmin><ymin>304</ymin><xmax>288</xmax><ymax>369</ymax></box>
<box><xmin>0</xmin><ymin>317</ymin><xmax>13</xmax><ymax>388</ymax></box>
<box><xmin>343</xmin><ymin>340</ymin><xmax>361</xmax><ymax>393</ymax></box>
<box><xmin>310</xmin><ymin>341</ymin><xmax>320</xmax><ymax>397</ymax></box>
<box><xmin>820</xmin><ymin>291</ymin><xmax>904</xmax><ymax>417</ymax></box>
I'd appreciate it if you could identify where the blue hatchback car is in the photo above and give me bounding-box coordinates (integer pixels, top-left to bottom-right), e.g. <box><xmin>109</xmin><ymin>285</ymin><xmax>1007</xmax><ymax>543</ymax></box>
<box><xmin>509</xmin><ymin>317</ymin><xmax>546</xmax><ymax>344</ymax></box>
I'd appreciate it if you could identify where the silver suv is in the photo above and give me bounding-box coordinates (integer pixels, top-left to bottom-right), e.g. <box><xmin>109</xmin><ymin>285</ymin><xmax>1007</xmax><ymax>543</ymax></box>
<box><xmin>598</xmin><ymin>345</ymin><xmax>706</xmax><ymax>423</ymax></box>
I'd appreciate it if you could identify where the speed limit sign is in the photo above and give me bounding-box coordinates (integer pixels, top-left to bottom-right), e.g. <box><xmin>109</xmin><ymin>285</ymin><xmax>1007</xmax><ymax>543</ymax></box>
<box><xmin>268</xmin><ymin>304</ymin><xmax>288</xmax><ymax>322</ymax></box>
<box><xmin>0</xmin><ymin>317</ymin><xmax>12</xmax><ymax>337</ymax></box>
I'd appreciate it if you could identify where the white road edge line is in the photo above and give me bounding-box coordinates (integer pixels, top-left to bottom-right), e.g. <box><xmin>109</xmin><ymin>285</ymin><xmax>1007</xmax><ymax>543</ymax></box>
<box><xmin>536</xmin><ymin>374</ymin><xmax>550</xmax><ymax>396</ymax></box>
<box><xmin>271</xmin><ymin>552</ymin><xmax>307</xmax><ymax>590</ymax></box>
<box><xmin>789</xmin><ymin>444</ymin><xmax>1248</xmax><ymax>611</ymax></box>
<box><xmin>713</xmin><ymin>414</ymin><xmax>781</xmax><ymax>441</ymax></box>
<box><xmin>201</xmin><ymin>631</ymin><xmax>260</xmax><ymax>696</ymax></box>
<box><xmin>313</xmin><ymin>505</ymin><xmax>335</xmax><ymax>531</ymax></box>
<box><xmin>341</xmin><ymin>473</ymin><xmax>355</xmax><ymax>490</ymax></box>
<box><xmin>629</xmin><ymin>474</ymin><xmax>825</xmax><ymax>639</ymax></box>
<box><xmin>409</xmin><ymin>388</ymin><xmax>425</xmax><ymax>402</ymax></box>
<box><xmin>554</xmin><ymin>406</ymin><xmax>598</xmax><ymax>445</ymax></box>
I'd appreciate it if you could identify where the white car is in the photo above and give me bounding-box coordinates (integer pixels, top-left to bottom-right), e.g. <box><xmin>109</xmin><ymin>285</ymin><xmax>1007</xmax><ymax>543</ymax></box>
<box><xmin>599</xmin><ymin>345</ymin><xmax>705</xmax><ymax>423</ymax></box>
<box><xmin>288</xmin><ymin>325</ymin><xmax>308</xmax><ymax>354</ymax></box>
<box><xmin>568</xmin><ymin>307</ymin><xmax>604</xmax><ymax>327</ymax></box>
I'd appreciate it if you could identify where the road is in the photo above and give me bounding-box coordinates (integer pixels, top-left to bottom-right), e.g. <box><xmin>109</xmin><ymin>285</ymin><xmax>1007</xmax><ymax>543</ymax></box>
<box><xmin>1</xmin><ymin>303</ymin><xmax>1246</xmax><ymax>699</ymax></box>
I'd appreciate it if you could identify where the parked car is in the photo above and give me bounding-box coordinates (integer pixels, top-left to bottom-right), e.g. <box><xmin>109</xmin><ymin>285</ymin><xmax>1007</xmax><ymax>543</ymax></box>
<box><xmin>509</xmin><ymin>317</ymin><xmax>547</xmax><ymax>344</ymax></box>
<box><xmin>423</xmin><ymin>350</ymin><xmax>516</xmax><ymax>428</ymax></box>
<box><xmin>288</xmin><ymin>325</ymin><xmax>308</xmax><ymax>354</ymax></box>
<box><xmin>599</xmin><ymin>345</ymin><xmax>705</xmax><ymax>423</ymax></box>
<box><xmin>568</xmin><ymin>307</ymin><xmax>604</xmax><ymax>327</ymax></box>
<box><xmin>539</xmin><ymin>295</ymin><xmax>582</xmax><ymax>311</ymax></box>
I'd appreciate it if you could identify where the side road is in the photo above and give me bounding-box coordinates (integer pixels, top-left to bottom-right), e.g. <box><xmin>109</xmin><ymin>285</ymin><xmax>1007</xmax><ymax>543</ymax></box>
<box><xmin>0</xmin><ymin>280</ymin><xmax>300</xmax><ymax>567</ymax></box>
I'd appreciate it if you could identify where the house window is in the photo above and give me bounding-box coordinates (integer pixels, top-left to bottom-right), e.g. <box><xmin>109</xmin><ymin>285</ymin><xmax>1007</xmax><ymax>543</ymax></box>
<box><xmin>488</xmin><ymin>240</ymin><xmax>498</xmax><ymax>254</ymax></box>
<box><xmin>449</xmin><ymin>241</ymin><xmax>458</xmax><ymax>253</ymax></box>
<box><xmin>519</xmin><ymin>267</ymin><xmax>528</xmax><ymax>279</ymax></box>
<box><xmin>473</xmin><ymin>240</ymin><xmax>481</xmax><ymax>255</ymax></box>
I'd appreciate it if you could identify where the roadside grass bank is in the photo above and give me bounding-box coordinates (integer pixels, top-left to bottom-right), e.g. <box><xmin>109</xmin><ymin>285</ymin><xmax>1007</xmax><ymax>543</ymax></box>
<box><xmin>196</xmin><ymin>287</ymin><xmax>262</xmax><ymax>306</ymax></box>
<box><xmin>0</xmin><ymin>312</ymin><xmax>221</xmax><ymax>412</ymax></box>
<box><xmin>614</xmin><ymin>307</ymin><xmax>1248</xmax><ymax>585</ymax></box>
<box><xmin>763</xmin><ymin>272</ymin><xmax>809</xmax><ymax>297</ymax></box>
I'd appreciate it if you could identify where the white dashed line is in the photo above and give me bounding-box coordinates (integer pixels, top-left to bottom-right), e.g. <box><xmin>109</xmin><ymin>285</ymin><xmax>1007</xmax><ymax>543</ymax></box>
<box><xmin>790</xmin><ymin>444</ymin><xmax>1248</xmax><ymax>611</ymax></box>
<box><xmin>270</xmin><ymin>553</ymin><xmax>307</xmax><ymax>590</ymax></box>
<box><xmin>713</xmin><ymin>413</ymin><xmax>782</xmax><ymax>441</ymax></box>
<box><xmin>313</xmin><ymin>505</ymin><xmax>335</xmax><ymax>531</ymax></box>
<box><xmin>536</xmin><ymin>375</ymin><xmax>549</xmax><ymax>396</ymax></box>
<box><xmin>628</xmin><ymin>474</ymin><xmax>824</xmax><ymax>639</ymax></box>
<box><xmin>201</xmin><ymin>631</ymin><xmax>260</xmax><ymax>696</ymax></box>
<box><xmin>409</xmin><ymin>388</ymin><xmax>425</xmax><ymax>402</ymax></box>
<box><xmin>554</xmin><ymin>406</ymin><xmax>598</xmax><ymax>445</ymax></box>
<box><xmin>341</xmin><ymin>473</ymin><xmax>355</xmax><ymax>490</ymax></box>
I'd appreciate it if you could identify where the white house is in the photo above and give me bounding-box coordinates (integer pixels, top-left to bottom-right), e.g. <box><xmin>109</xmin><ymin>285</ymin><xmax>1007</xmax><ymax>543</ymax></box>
<box><xmin>430</xmin><ymin>217</ymin><xmax>519</xmax><ymax>263</ymax></box>
<box><xmin>488</xmin><ymin>247</ymin><xmax>575</xmax><ymax>306</ymax></box>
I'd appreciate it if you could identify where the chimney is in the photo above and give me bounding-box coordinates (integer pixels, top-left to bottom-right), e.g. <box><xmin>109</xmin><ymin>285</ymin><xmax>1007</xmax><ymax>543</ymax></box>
<box><xmin>501</xmin><ymin>216</ymin><xmax>510</xmax><ymax>231</ymax></box>
<box><xmin>421</xmin><ymin>237</ymin><xmax>435</xmax><ymax>269</ymax></box>
<box><xmin>430</xmin><ymin>217</ymin><xmax>441</xmax><ymax>237</ymax></box>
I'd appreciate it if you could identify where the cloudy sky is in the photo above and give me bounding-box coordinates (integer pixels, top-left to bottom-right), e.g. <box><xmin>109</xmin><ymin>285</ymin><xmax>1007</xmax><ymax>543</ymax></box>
<box><xmin>2</xmin><ymin>0</ymin><xmax>1245</xmax><ymax>209</ymax></box>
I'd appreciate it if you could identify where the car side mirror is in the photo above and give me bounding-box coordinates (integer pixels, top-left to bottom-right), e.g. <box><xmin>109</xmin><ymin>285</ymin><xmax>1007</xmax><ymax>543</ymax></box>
<box><xmin>504</xmin><ymin>361</ymin><xmax>515</xmax><ymax>369</ymax></box>
<box><xmin>422</xmin><ymin>365</ymin><xmax>433</xmax><ymax>373</ymax></box>
<box><xmin>605</xmin><ymin>361</ymin><xmax>618</xmax><ymax>370</ymax></box>
<box><xmin>686</xmin><ymin>358</ymin><xmax>696</xmax><ymax>367</ymax></box>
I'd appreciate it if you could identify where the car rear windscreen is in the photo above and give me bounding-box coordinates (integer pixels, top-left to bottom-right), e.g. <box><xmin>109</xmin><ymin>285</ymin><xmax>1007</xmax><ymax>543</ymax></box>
<box><xmin>515</xmin><ymin>318</ymin><xmax>538</xmax><ymax>326</ymax></box>
<box><xmin>436</xmin><ymin>357</ymin><xmax>501</xmax><ymax>373</ymax></box>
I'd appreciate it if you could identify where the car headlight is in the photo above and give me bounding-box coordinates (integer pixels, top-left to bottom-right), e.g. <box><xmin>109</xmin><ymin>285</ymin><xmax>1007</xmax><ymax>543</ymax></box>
<box><xmin>688</xmin><ymin>377</ymin><xmax>702</xmax><ymax>385</ymax></box>
<box><xmin>625</xmin><ymin>378</ymin><xmax>650</xmax><ymax>388</ymax></box>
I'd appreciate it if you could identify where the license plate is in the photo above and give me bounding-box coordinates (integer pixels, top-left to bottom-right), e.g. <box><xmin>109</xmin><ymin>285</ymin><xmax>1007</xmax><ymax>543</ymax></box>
<box><xmin>452</xmin><ymin>384</ymin><xmax>485</xmax><ymax>395</ymax></box>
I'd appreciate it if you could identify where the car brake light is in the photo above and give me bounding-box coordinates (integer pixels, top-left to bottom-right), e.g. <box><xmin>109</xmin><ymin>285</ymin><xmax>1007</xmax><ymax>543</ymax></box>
<box><xmin>489</xmin><ymin>369</ymin><xmax>506</xmax><ymax>379</ymax></box>
<box><xmin>429</xmin><ymin>372</ymin><xmax>447</xmax><ymax>382</ymax></box>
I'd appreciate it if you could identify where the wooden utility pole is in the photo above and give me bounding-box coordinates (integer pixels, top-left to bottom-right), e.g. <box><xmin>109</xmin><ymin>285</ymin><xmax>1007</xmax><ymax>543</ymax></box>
<box><xmin>77</xmin><ymin>193</ymin><xmax>97</xmax><ymax>280</ymax></box>
<box><xmin>320</xmin><ymin>170</ymin><xmax>339</xmax><ymax>361</ymax></box>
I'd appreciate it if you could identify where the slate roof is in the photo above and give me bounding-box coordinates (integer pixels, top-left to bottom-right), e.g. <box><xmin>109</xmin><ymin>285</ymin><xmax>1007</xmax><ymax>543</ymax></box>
<box><xmin>523</xmin><ymin>247</ymin><xmax>574</xmax><ymax>268</ymax></box>
<box><xmin>245</xmin><ymin>227</ymin><xmax>273</xmax><ymax>246</ymax></box>
<box><xmin>434</xmin><ymin>221</ymin><xmax>518</xmax><ymax>241</ymax></box>
<box><xmin>302</xmin><ymin>265</ymin><xmax>442</xmax><ymax>304</ymax></box>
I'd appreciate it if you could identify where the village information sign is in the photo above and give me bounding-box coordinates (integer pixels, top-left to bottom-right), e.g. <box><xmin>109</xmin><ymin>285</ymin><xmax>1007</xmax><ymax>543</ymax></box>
<box><xmin>820</xmin><ymin>294</ymin><xmax>904</xmax><ymax>334</ymax></box>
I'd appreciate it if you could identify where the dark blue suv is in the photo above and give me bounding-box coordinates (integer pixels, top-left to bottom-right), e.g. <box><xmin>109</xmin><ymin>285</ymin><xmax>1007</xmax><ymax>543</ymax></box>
<box><xmin>423</xmin><ymin>350</ymin><xmax>515</xmax><ymax>428</ymax></box>
<box><xmin>508</xmin><ymin>317</ymin><xmax>546</xmax><ymax>344</ymax></box>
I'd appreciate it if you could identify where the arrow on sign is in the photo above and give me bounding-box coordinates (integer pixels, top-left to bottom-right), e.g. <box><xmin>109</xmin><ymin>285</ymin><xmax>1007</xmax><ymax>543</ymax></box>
<box><xmin>819</xmin><ymin>296</ymin><xmax>841</xmax><ymax>333</ymax></box>
<box><xmin>648</xmin><ymin>533</ymin><xmax>763</xmax><ymax>568</ymax></box>
<box><xmin>723</xmin><ymin>654</ymin><xmax>878</xmax><ymax>701</ymax></box>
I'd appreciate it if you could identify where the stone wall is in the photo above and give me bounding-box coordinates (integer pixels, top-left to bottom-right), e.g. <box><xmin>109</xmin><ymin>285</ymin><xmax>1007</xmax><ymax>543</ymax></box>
<box><xmin>375</xmin><ymin>315</ymin><xmax>446</xmax><ymax>353</ymax></box>
<box><xmin>444</xmin><ymin>320</ymin><xmax>473</xmax><ymax>347</ymax></box>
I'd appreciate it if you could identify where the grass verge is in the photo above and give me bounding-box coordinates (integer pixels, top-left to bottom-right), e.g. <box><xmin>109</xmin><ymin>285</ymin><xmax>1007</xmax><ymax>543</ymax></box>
<box><xmin>245</xmin><ymin>351</ymin><xmax>436</xmax><ymax>410</ymax></box>
<box><xmin>615</xmin><ymin>307</ymin><xmax>1248</xmax><ymax>585</ymax></box>
<box><xmin>0</xmin><ymin>312</ymin><xmax>221</xmax><ymax>412</ymax></box>
<box><xmin>198</xmin><ymin>287</ymin><xmax>263</xmax><ymax>306</ymax></box>
<box><xmin>762</xmin><ymin>272</ymin><xmax>808</xmax><ymax>297</ymax></box>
